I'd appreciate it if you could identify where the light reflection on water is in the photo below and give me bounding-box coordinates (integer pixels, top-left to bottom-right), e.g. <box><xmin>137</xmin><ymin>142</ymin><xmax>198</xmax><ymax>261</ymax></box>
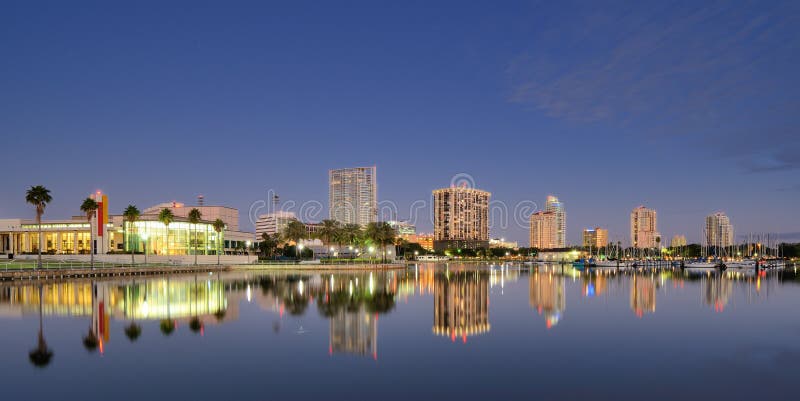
<box><xmin>1</xmin><ymin>263</ymin><xmax>798</xmax><ymax>400</ymax></box>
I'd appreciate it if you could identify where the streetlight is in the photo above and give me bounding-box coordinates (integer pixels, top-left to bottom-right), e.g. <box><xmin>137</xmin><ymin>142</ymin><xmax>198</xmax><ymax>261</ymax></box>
<box><xmin>298</xmin><ymin>243</ymin><xmax>304</xmax><ymax>261</ymax></box>
<box><xmin>141</xmin><ymin>233</ymin><xmax>149</xmax><ymax>265</ymax></box>
<box><xmin>246</xmin><ymin>240</ymin><xmax>251</xmax><ymax>263</ymax></box>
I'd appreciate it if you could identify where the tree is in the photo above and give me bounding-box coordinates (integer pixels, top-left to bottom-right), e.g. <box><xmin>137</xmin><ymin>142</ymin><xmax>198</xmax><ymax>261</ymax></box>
<box><xmin>158</xmin><ymin>208</ymin><xmax>174</xmax><ymax>255</ymax></box>
<box><xmin>80</xmin><ymin>198</ymin><xmax>99</xmax><ymax>269</ymax></box>
<box><xmin>365</xmin><ymin>222</ymin><xmax>396</xmax><ymax>263</ymax></box>
<box><xmin>123</xmin><ymin>205</ymin><xmax>141</xmax><ymax>265</ymax></box>
<box><xmin>25</xmin><ymin>186</ymin><xmax>52</xmax><ymax>269</ymax></box>
<box><xmin>282</xmin><ymin>219</ymin><xmax>307</xmax><ymax>259</ymax></box>
<box><xmin>655</xmin><ymin>236</ymin><xmax>662</xmax><ymax>260</ymax></box>
<box><xmin>212</xmin><ymin>219</ymin><xmax>225</xmax><ymax>265</ymax></box>
<box><xmin>316</xmin><ymin>219</ymin><xmax>340</xmax><ymax>246</ymax></box>
<box><xmin>259</xmin><ymin>232</ymin><xmax>280</xmax><ymax>259</ymax></box>
<box><xmin>188</xmin><ymin>208</ymin><xmax>202</xmax><ymax>266</ymax></box>
<box><xmin>339</xmin><ymin>223</ymin><xmax>363</xmax><ymax>258</ymax></box>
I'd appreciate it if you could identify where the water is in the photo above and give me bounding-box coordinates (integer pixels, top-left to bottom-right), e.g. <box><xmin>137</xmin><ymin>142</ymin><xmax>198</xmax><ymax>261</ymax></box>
<box><xmin>2</xmin><ymin>263</ymin><xmax>799</xmax><ymax>400</ymax></box>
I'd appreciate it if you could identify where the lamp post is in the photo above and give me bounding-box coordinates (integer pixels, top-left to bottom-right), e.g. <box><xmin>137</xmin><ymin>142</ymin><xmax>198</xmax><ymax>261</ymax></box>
<box><xmin>141</xmin><ymin>233</ymin><xmax>149</xmax><ymax>265</ymax></box>
<box><xmin>246</xmin><ymin>240</ymin><xmax>251</xmax><ymax>263</ymax></box>
<box><xmin>298</xmin><ymin>243</ymin><xmax>304</xmax><ymax>261</ymax></box>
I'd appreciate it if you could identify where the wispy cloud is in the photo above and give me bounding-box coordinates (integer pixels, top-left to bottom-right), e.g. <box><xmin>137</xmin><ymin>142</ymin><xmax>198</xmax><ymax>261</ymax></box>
<box><xmin>507</xmin><ymin>0</ymin><xmax>800</xmax><ymax>172</ymax></box>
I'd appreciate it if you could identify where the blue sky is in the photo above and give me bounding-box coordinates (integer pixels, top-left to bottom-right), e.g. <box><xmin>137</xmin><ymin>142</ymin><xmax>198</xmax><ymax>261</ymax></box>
<box><xmin>1</xmin><ymin>0</ymin><xmax>798</xmax><ymax>245</ymax></box>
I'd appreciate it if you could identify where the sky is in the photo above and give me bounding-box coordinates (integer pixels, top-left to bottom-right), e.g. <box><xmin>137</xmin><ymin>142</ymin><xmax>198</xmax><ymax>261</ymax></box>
<box><xmin>1</xmin><ymin>0</ymin><xmax>799</xmax><ymax>245</ymax></box>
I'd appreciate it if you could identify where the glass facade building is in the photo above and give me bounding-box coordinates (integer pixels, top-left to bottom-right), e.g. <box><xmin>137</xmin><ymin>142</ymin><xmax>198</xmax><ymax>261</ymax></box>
<box><xmin>125</xmin><ymin>220</ymin><xmax>223</xmax><ymax>256</ymax></box>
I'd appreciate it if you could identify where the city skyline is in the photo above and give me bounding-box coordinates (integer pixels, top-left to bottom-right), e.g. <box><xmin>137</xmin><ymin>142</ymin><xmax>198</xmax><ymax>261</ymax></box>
<box><xmin>1</xmin><ymin>2</ymin><xmax>798</xmax><ymax>245</ymax></box>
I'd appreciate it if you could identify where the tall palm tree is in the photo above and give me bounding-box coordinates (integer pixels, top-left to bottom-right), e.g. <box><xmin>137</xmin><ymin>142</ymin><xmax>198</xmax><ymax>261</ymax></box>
<box><xmin>80</xmin><ymin>198</ymin><xmax>99</xmax><ymax>269</ymax></box>
<box><xmin>282</xmin><ymin>219</ymin><xmax>307</xmax><ymax>259</ymax></box>
<box><xmin>366</xmin><ymin>222</ymin><xmax>396</xmax><ymax>263</ymax></box>
<box><xmin>25</xmin><ymin>186</ymin><xmax>52</xmax><ymax>269</ymax></box>
<box><xmin>158</xmin><ymin>208</ymin><xmax>174</xmax><ymax>255</ymax></box>
<box><xmin>29</xmin><ymin>285</ymin><xmax>53</xmax><ymax>367</ymax></box>
<box><xmin>341</xmin><ymin>223</ymin><xmax>362</xmax><ymax>258</ymax></box>
<box><xmin>188</xmin><ymin>208</ymin><xmax>202</xmax><ymax>266</ymax></box>
<box><xmin>123</xmin><ymin>205</ymin><xmax>141</xmax><ymax>265</ymax></box>
<box><xmin>212</xmin><ymin>219</ymin><xmax>225</xmax><ymax>266</ymax></box>
<box><xmin>316</xmin><ymin>219</ymin><xmax>340</xmax><ymax>246</ymax></box>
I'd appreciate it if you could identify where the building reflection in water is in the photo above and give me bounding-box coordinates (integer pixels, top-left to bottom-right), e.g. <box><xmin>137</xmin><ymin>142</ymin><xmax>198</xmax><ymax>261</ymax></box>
<box><xmin>630</xmin><ymin>276</ymin><xmax>657</xmax><ymax>317</ymax></box>
<box><xmin>704</xmin><ymin>275</ymin><xmax>732</xmax><ymax>312</ymax></box>
<box><xmin>433</xmin><ymin>270</ymin><xmax>490</xmax><ymax>342</ymax></box>
<box><xmin>529</xmin><ymin>271</ymin><xmax>565</xmax><ymax>329</ymax></box>
<box><xmin>329</xmin><ymin>307</ymin><xmax>378</xmax><ymax>359</ymax></box>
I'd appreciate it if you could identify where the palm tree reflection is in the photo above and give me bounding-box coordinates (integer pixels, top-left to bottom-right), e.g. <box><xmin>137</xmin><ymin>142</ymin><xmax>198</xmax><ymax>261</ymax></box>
<box><xmin>29</xmin><ymin>285</ymin><xmax>53</xmax><ymax>368</ymax></box>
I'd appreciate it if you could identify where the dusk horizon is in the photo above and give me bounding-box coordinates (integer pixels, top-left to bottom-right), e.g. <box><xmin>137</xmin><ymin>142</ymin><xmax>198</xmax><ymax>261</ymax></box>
<box><xmin>2</xmin><ymin>2</ymin><xmax>800</xmax><ymax>400</ymax></box>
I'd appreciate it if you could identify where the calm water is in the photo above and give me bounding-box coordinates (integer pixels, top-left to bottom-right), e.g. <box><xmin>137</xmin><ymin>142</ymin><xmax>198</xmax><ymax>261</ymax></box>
<box><xmin>2</xmin><ymin>263</ymin><xmax>799</xmax><ymax>400</ymax></box>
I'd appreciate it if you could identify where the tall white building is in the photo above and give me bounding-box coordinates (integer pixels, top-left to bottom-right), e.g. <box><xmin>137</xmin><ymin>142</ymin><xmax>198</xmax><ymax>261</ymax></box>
<box><xmin>256</xmin><ymin>211</ymin><xmax>296</xmax><ymax>238</ymax></box>
<box><xmin>545</xmin><ymin>196</ymin><xmax>566</xmax><ymax>248</ymax></box>
<box><xmin>705</xmin><ymin>212</ymin><xmax>734</xmax><ymax>248</ymax></box>
<box><xmin>630</xmin><ymin>206</ymin><xmax>660</xmax><ymax>248</ymax></box>
<box><xmin>329</xmin><ymin>166</ymin><xmax>377</xmax><ymax>226</ymax></box>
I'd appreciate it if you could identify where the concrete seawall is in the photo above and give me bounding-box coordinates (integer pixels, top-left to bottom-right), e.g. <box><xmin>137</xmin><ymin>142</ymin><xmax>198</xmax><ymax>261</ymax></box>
<box><xmin>0</xmin><ymin>265</ymin><xmax>230</xmax><ymax>282</ymax></box>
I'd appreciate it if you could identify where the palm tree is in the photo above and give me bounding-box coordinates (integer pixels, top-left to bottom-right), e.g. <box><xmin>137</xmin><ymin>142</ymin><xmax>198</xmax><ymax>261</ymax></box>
<box><xmin>282</xmin><ymin>219</ymin><xmax>307</xmax><ymax>259</ymax></box>
<box><xmin>212</xmin><ymin>219</ymin><xmax>225</xmax><ymax>265</ymax></box>
<box><xmin>316</xmin><ymin>219</ymin><xmax>340</xmax><ymax>246</ymax></box>
<box><xmin>25</xmin><ymin>186</ymin><xmax>52</xmax><ymax>269</ymax></box>
<box><xmin>655</xmin><ymin>236</ymin><xmax>662</xmax><ymax>261</ymax></box>
<box><xmin>158</xmin><ymin>208</ymin><xmax>174</xmax><ymax>255</ymax></box>
<box><xmin>366</xmin><ymin>222</ymin><xmax>396</xmax><ymax>263</ymax></box>
<box><xmin>188</xmin><ymin>208</ymin><xmax>202</xmax><ymax>266</ymax></box>
<box><xmin>341</xmin><ymin>223</ymin><xmax>362</xmax><ymax>258</ymax></box>
<box><xmin>80</xmin><ymin>198</ymin><xmax>99</xmax><ymax>269</ymax></box>
<box><xmin>123</xmin><ymin>205</ymin><xmax>141</xmax><ymax>265</ymax></box>
<box><xmin>29</xmin><ymin>285</ymin><xmax>53</xmax><ymax>367</ymax></box>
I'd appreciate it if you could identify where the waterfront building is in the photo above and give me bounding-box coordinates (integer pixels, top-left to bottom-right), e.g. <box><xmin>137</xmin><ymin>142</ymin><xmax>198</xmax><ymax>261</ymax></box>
<box><xmin>671</xmin><ymin>235</ymin><xmax>687</xmax><ymax>248</ymax></box>
<box><xmin>143</xmin><ymin>199</ymin><xmax>240</xmax><ymax>231</ymax></box>
<box><xmin>405</xmin><ymin>233</ymin><xmax>434</xmax><ymax>251</ymax></box>
<box><xmin>255</xmin><ymin>211</ymin><xmax>297</xmax><ymax>237</ymax></box>
<box><xmin>582</xmin><ymin>227</ymin><xmax>608</xmax><ymax>248</ymax></box>
<box><xmin>489</xmin><ymin>238</ymin><xmax>518</xmax><ymax>249</ymax></box>
<box><xmin>433</xmin><ymin>271</ymin><xmax>490</xmax><ymax>340</ymax></box>
<box><xmin>630</xmin><ymin>206</ymin><xmax>660</xmax><ymax>248</ymax></box>
<box><xmin>529</xmin><ymin>195</ymin><xmax>566</xmax><ymax>249</ymax></box>
<box><xmin>432</xmin><ymin>186</ymin><xmax>491</xmax><ymax>251</ymax></box>
<box><xmin>530</xmin><ymin>211</ymin><xmax>556</xmax><ymax>249</ymax></box>
<box><xmin>705</xmin><ymin>212</ymin><xmax>734</xmax><ymax>248</ymax></box>
<box><xmin>329</xmin><ymin>166</ymin><xmax>377</xmax><ymax>226</ymax></box>
<box><xmin>545</xmin><ymin>196</ymin><xmax>566</xmax><ymax>248</ymax></box>
<box><xmin>0</xmin><ymin>196</ymin><xmax>254</xmax><ymax>257</ymax></box>
<box><xmin>387</xmin><ymin>220</ymin><xmax>416</xmax><ymax>236</ymax></box>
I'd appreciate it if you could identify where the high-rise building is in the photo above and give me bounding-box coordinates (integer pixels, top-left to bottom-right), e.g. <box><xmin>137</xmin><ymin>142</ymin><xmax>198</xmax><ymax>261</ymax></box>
<box><xmin>545</xmin><ymin>196</ymin><xmax>566</xmax><ymax>247</ymax></box>
<box><xmin>529</xmin><ymin>195</ymin><xmax>566</xmax><ymax>249</ymax></box>
<box><xmin>433</xmin><ymin>186</ymin><xmax>490</xmax><ymax>250</ymax></box>
<box><xmin>329</xmin><ymin>166</ymin><xmax>377</xmax><ymax>226</ymax></box>
<box><xmin>705</xmin><ymin>212</ymin><xmax>734</xmax><ymax>248</ymax></box>
<box><xmin>671</xmin><ymin>235</ymin><xmax>687</xmax><ymax>248</ymax></box>
<box><xmin>530</xmin><ymin>211</ymin><xmax>557</xmax><ymax>249</ymax></box>
<box><xmin>582</xmin><ymin>227</ymin><xmax>608</xmax><ymax>248</ymax></box>
<box><xmin>255</xmin><ymin>211</ymin><xmax>297</xmax><ymax>237</ymax></box>
<box><xmin>630</xmin><ymin>206</ymin><xmax>660</xmax><ymax>248</ymax></box>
